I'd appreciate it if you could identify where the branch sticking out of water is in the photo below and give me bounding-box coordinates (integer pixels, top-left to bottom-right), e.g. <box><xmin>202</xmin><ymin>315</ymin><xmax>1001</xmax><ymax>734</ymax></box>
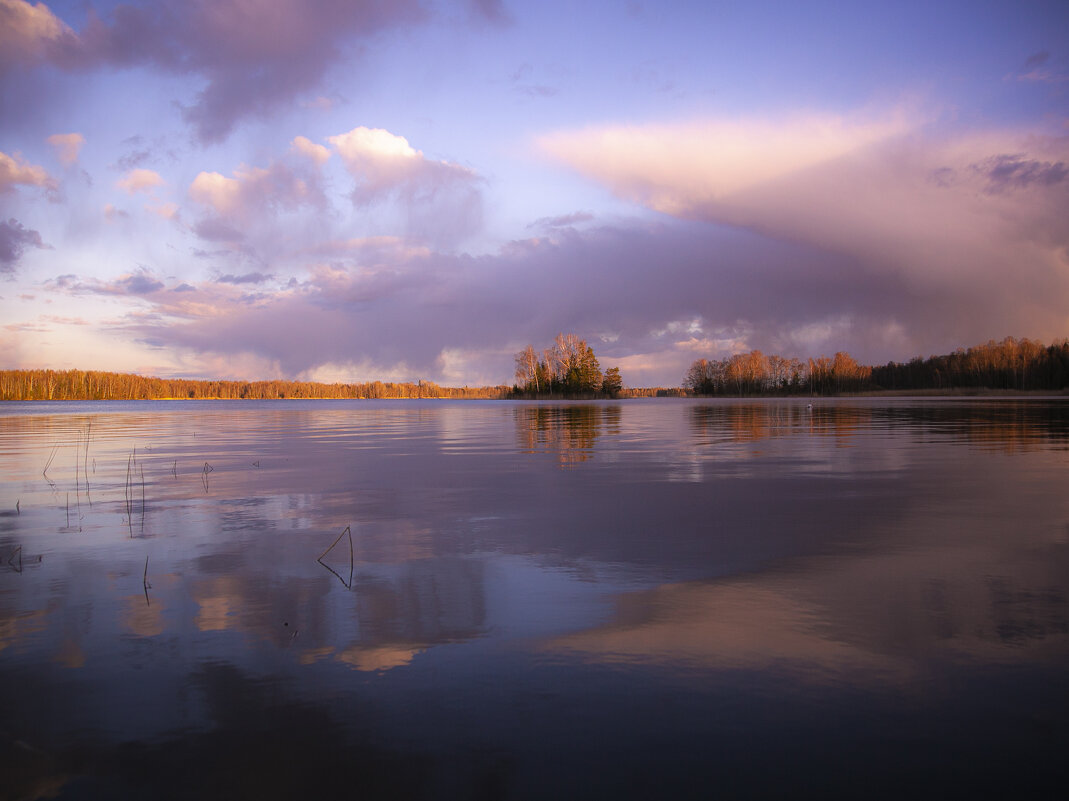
<box><xmin>140</xmin><ymin>464</ymin><xmax>146</xmax><ymax>532</ymax></box>
<box><xmin>317</xmin><ymin>525</ymin><xmax>354</xmax><ymax>589</ymax></box>
<box><xmin>143</xmin><ymin>554</ymin><xmax>152</xmax><ymax>606</ymax></box>
<box><xmin>7</xmin><ymin>546</ymin><xmax>22</xmax><ymax>574</ymax></box>
<box><xmin>43</xmin><ymin>444</ymin><xmax>58</xmax><ymax>476</ymax></box>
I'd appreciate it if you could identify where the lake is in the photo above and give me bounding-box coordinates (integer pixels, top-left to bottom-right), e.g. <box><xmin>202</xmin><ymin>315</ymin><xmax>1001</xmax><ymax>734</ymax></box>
<box><xmin>1</xmin><ymin>398</ymin><xmax>1067</xmax><ymax>799</ymax></box>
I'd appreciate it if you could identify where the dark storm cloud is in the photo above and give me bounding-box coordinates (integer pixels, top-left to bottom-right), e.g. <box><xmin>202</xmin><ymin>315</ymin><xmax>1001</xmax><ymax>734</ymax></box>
<box><xmin>100</xmin><ymin>213</ymin><xmax>1068</xmax><ymax>386</ymax></box>
<box><xmin>974</xmin><ymin>154</ymin><xmax>1068</xmax><ymax>192</ymax></box>
<box><xmin>528</xmin><ymin>212</ymin><xmax>594</xmax><ymax>229</ymax></box>
<box><xmin>216</xmin><ymin>272</ymin><xmax>273</xmax><ymax>285</ymax></box>
<box><xmin>46</xmin><ymin>266</ymin><xmax>165</xmax><ymax>296</ymax></box>
<box><xmin>193</xmin><ymin>218</ymin><xmax>246</xmax><ymax>243</ymax></box>
<box><xmin>2</xmin><ymin>0</ymin><xmax>425</xmax><ymax>143</ymax></box>
<box><xmin>0</xmin><ymin>218</ymin><xmax>47</xmax><ymax>273</ymax></box>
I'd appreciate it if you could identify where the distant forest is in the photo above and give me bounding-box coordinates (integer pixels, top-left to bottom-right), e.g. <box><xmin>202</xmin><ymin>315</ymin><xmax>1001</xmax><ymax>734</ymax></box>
<box><xmin>1</xmin><ymin>336</ymin><xmax>1066</xmax><ymax>402</ymax></box>
<box><xmin>0</xmin><ymin>372</ymin><xmax>510</xmax><ymax>402</ymax></box>
<box><xmin>684</xmin><ymin>337</ymin><xmax>1069</xmax><ymax>396</ymax></box>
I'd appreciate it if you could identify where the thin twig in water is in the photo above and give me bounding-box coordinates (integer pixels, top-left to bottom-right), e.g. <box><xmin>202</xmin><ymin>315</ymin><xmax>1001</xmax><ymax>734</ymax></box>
<box><xmin>172</xmin><ymin>460</ymin><xmax>177</xmax><ymax>479</ymax></box>
<box><xmin>84</xmin><ymin>423</ymin><xmax>92</xmax><ymax>505</ymax></box>
<box><xmin>140</xmin><ymin>464</ymin><xmax>146</xmax><ymax>533</ymax></box>
<box><xmin>201</xmin><ymin>462</ymin><xmax>213</xmax><ymax>493</ymax></box>
<box><xmin>143</xmin><ymin>554</ymin><xmax>151</xmax><ymax>606</ymax></box>
<box><xmin>7</xmin><ymin>546</ymin><xmax>22</xmax><ymax>574</ymax></box>
<box><xmin>317</xmin><ymin>524</ymin><xmax>351</xmax><ymax>561</ymax></box>
<box><xmin>15</xmin><ymin>499</ymin><xmax>19</xmax><ymax>515</ymax></box>
<box><xmin>65</xmin><ymin>492</ymin><xmax>69</xmax><ymax>528</ymax></box>
<box><xmin>43</xmin><ymin>444</ymin><xmax>58</xmax><ymax>476</ymax></box>
<box><xmin>317</xmin><ymin>525</ymin><xmax>354</xmax><ymax>589</ymax></box>
<box><xmin>125</xmin><ymin>452</ymin><xmax>133</xmax><ymax>520</ymax></box>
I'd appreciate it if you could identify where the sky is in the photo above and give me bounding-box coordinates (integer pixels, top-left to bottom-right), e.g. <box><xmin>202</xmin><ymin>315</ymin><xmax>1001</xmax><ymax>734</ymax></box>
<box><xmin>1</xmin><ymin>0</ymin><xmax>1067</xmax><ymax>387</ymax></box>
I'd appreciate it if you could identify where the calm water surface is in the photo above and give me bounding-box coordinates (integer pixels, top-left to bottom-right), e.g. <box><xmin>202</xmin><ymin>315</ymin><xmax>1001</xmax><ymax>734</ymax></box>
<box><xmin>1</xmin><ymin>398</ymin><xmax>1067</xmax><ymax>799</ymax></box>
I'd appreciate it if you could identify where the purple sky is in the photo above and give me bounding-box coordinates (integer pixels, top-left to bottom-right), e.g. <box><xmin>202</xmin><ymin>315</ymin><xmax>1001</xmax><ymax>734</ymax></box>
<box><xmin>2</xmin><ymin>0</ymin><xmax>1067</xmax><ymax>386</ymax></box>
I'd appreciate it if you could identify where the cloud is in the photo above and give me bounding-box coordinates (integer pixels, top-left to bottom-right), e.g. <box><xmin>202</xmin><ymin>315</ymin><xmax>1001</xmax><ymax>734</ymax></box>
<box><xmin>1016</xmin><ymin>50</ymin><xmax>1069</xmax><ymax>85</ymax></box>
<box><xmin>539</xmin><ymin>110</ymin><xmax>915</xmax><ymax>210</ymax></box>
<box><xmin>86</xmin><ymin>202</ymin><xmax>1069</xmax><ymax>387</ymax></box>
<box><xmin>116</xmin><ymin>269</ymin><xmax>165</xmax><ymax>295</ymax></box>
<box><xmin>973</xmin><ymin>154</ymin><xmax>1068</xmax><ymax>192</ymax></box>
<box><xmin>103</xmin><ymin>203</ymin><xmax>129</xmax><ymax>221</ymax></box>
<box><xmin>2</xmin><ymin>0</ymin><xmax>425</xmax><ymax>142</ymax></box>
<box><xmin>30</xmin><ymin>109</ymin><xmax>1069</xmax><ymax>386</ymax></box>
<box><xmin>147</xmin><ymin>201</ymin><xmax>179</xmax><ymax>220</ymax></box>
<box><xmin>0</xmin><ymin>0</ymin><xmax>75</xmax><ymax>71</ymax></box>
<box><xmin>469</xmin><ymin>0</ymin><xmax>512</xmax><ymax>25</ymax></box>
<box><xmin>291</xmin><ymin>135</ymin><xmax>331</xmax><ymax>165</ymax></box>
<box><xmin>0</xmin><ymin>149</ymin><xmax>56</xmax><ymax>194</ymax></box>
<box><xmin>528</xmin><ymin>211</ymin><xmax>594</xmax><ymax>230</ymax></box>
<box><xmin>189</xmin><ymin>160</ymin><xmax>324</xmax><ymax>224</ymax></box>
<box><xmin>329</xmin><ymin>126</ymin><xmax>483</xmax><ymax>245</ymax></box>
<box><xmin>216</xmin><ymin>271</ymin><xmax>273</xmax><ymax>285</ymax></box>
<box><xmin>192</xmin><ymin>217</ymin><xmax>245</xmax><ymax>243</ymax></box>
<box><xmin>538</xmin><ymin>112</ymin><xmax>1069</xmax><ymax>323</ymax></box>
<box><xmin>117</xmin><ymin>168</ymin><xmax>164</xmax><ymax>194</ymax></box>
<box><xmin>0</xmin><ymin>217</ymin><xmax>47</xmax><ymax>273</ymax></box>
<box><xmin>48</xmin><ymin>266</ymin><xmax>165</xmax><ymax>296</ymax></box>
<box><xmin>46</xmin><ymin>132</ymin><xmax>84</xmax><ymax>165</ymax></box>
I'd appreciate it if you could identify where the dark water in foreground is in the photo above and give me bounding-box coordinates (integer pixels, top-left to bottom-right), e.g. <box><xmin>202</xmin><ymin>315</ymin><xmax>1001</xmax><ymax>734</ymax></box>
<box><xmin>1</xmin><ymin>398</ymin><xmax>1067</xmax><ymax>799</ymax></box>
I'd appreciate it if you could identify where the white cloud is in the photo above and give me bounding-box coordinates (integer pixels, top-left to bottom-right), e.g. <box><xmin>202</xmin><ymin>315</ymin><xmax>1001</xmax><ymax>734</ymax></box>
<box><xmin>327</xmin><ymin>125</ymin><xmax>483</xmax><ymax>245</ymax></box>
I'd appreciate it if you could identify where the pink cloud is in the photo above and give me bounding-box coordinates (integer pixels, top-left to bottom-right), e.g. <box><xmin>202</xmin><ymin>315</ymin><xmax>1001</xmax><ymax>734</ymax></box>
<box><xmin>189</xmin><ymin>160</ymin><xmax>324</xmax><ymax>223</ymax></box>
<box><xmin>0</xmin><ymin>149</ymin><xmax>56</xmax><ymax>194</ymax></box>
<box><xmin>540</xmin><ymin>113</ymin><xmax>1069</xmax><ymax>327</ymax></box>
<box><xmin>291</xmin><ymin>135</ymin><xmax>331</xmax><ymax>166</ymax></box>
<box><xmin>46</xmin><ymin>132</ymin><xmax>85</xmax><ymax>165</ymax></box>
<box><xmin>0</xmin><ymin>0</ymin><xmax>75</xmax><ymax>71</ymax></box>
<box><xmin>117</xmin><ymin>168</ymin><xmax>164</xmax><ymax>194</ymax></box>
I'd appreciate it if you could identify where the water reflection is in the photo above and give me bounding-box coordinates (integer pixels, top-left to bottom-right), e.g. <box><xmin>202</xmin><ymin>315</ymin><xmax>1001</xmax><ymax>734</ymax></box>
<box><xmin>1</xmin><ymin>399</ymin><xmax>1067</xmax><ymax>799</ymax></box>
<box><xmin>514</xmin><ymin>403</ymin><xmax>621</xmax><ymax>464</ymax></box>
<box><xmin>688</xmin><ymin>398</ymin><xmax>1069</xmax><ymax>452</ymax></box>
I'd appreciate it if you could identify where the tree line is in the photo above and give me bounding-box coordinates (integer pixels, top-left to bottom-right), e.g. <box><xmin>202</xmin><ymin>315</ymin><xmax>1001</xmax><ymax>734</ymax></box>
<box><xmin>0</xmin><ymin>369</ymin><xmax>511</xmax><ymax>401</ymax></box>
<box><xmin>513</xmin><ymin>333</ymin><xmax>623</xmax><ymax>398</ymax></box>
<box><xmin>684</xmin><ymin>337</ymin><xmax>1069</xmax><ymax>396</ymax></box>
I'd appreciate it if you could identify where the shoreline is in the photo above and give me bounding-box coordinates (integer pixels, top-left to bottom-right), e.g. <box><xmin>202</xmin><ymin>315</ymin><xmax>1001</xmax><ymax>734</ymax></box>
<box><xmin>3</xmin><ymin>387</ymin><xmax>1067</xmax><ymax>402</ymax></box>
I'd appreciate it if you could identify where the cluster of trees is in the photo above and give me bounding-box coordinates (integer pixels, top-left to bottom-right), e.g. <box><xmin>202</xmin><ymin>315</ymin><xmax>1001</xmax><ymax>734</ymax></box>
<box><xmin>684</xmin><ymin>337</ymin><xmax>1069</xmax><ymax>396</ymax></box>
<box><xmin>870</xmin><ymin>338</ymin><xmax>1069</xmax><ymax>392</ymax></box>
<box><xmin>0</xmin><ymin>369</ymin><xmax>510</xmax><ymax>401</ymax></box>
<box><xmin>684</xmin><ymin>350</ymin><xmax>870</xmax><ymax>395</ymax></box>
<box><xmin>513</xmin><ymin>333</ymin><xmax>623</xmax><ymax>397</ymax></box>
